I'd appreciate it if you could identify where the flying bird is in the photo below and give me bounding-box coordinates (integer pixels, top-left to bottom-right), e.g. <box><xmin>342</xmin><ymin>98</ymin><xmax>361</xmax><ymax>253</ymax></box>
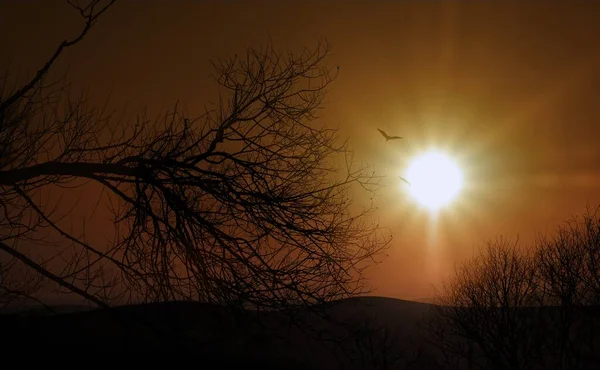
<box><xmin>399</xmin><ymin>176</ymin><xmax>411</xmax><ymax>187</ymax></box>
<box><xmin>377</xmin><ymin>128</ymin><xmax>403</xmax><ymax>141</ymax></box>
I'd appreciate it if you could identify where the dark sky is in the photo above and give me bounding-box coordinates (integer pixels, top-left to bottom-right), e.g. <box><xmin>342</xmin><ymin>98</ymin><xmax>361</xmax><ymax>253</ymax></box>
<box><xmin>2</xmin><ymin>0</ymin><xmax>600</xmax><ymax>300</ymax></box>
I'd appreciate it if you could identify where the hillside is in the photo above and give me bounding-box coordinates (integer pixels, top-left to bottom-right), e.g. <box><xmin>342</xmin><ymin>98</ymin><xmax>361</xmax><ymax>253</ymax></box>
<box><xmin>0</xmin><ymin>296</ymin><xmax>438</xmax><ymax>368</ymax></box>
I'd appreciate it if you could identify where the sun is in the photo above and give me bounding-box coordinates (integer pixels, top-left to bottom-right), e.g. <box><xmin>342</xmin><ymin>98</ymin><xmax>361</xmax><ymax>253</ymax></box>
<box><xmin>404</xmin><ymin>151</ymin><xmax>464</xmax><ymax>210</ymax></box>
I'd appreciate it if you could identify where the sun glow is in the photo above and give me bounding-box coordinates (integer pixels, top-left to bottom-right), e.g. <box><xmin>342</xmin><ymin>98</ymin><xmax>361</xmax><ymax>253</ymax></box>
<box><xmin>404</xmin><ymin>151</ymin><xmax>464</xmax><ymax>211</ymax></box>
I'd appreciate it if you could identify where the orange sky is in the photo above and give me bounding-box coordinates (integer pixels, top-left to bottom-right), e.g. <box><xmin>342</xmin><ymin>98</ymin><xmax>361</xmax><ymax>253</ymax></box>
<box><xmin>2</xmin><ymin>1</ymin><xmax>600</xmax><ymax>301</ymax></box>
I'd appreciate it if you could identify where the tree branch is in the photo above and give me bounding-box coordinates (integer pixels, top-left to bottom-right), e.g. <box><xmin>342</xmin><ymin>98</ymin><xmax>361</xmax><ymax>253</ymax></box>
<box><xmin>0</xmin><ymin>241</ymin><xmax>109</xmax><ymax>309</ymax></box>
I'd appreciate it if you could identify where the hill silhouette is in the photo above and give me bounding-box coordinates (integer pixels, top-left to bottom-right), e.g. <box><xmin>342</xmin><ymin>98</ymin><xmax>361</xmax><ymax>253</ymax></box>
<box><xmin>0</xmin><ymin>296</ymin><xmax>438</xmax><ymax>367</ymax></box>
<box><xmin>4</xmin><ymin>297</ymin><xmax>600</xmax><ymax>369</ymax></box>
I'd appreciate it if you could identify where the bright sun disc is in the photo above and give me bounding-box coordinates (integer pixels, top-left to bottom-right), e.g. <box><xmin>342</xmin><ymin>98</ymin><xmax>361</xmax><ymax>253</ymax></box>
<box><xmin>405</xmin><ymin>151</ymin><xmax>463</xmax><ymax>210</ymax></box>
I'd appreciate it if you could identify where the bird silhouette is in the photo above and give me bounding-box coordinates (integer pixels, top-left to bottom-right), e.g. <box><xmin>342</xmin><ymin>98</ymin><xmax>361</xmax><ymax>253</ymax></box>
<box><xmin>377</xmin><ymin>128</ymin><xmax>403</xmax><ymax>141</ymax></box>
<box><xmin>398</xmin><ymin>176</ymin><xmax>411</xmax><ymax>187</ymax></box>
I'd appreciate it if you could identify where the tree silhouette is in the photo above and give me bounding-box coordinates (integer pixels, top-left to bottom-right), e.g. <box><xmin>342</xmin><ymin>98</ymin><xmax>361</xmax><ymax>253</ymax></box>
<box><xmin>534</xmin><ymin>207</ymin><xmax>600</xmax><ymax>369</ymax></box>
<box><xmin>430</xmin><ymin>209</ymin><xmax>600</xmax><ymax>370</ymax></box>
<box><xmin>0</xmin><ymin>0</ymin><xmax>389</xmax><ymax>314</ymax></box>
<box><xmin>0</xmin><ymin>254</ymin><xmax>45</xmax><ymax>312</ymax></box>
<box><xmin>430</xmin><ymin>237</ymin><xmax>541</xmax><ymax>370</ymax></box>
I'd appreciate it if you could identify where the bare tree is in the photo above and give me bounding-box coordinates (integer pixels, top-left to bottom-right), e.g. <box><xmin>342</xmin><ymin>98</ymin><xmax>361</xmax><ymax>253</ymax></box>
<box><xmin>430</xmin><ymin>210</ymin><xmax>600</xmax><ymax>370</ymax></box>
<box><xmin>536</xmin><ymin>223</ymin><xmax>587</xmax><ymax>369</ymax></box>
<box><xmin>0</xmin><ymin>254</ymin><xmax>45</xmax><ymax>312</ymax></box>
<box><xmin>430</xmin><ymin>237</ymin><xmax>541</xmax><ymax>370</ymax></box>
<box><xmin>577</xmin><ymin>207</ymin><xmax>600</xmax><ymax>306</ymax></box>
<box><xmin>575</xmin><ymin>207</ymin><xmax>600</xmax><ymax>365</ymax></box>
<box><xmin>535</xmin><ymin>207</ymin><xmax>600</xmax><ymax>369</ymax></box>
<box><xmin>0</xmin><ymin>0</ymin><xmax>389</xmax><ymax>315</ymax></box>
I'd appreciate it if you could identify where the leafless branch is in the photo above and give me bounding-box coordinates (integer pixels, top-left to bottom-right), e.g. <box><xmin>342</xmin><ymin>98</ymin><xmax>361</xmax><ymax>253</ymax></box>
<box><xmin>0</xmin><ymin>1</ymin><xmax>389</xmax><ymax>317</ymax></box>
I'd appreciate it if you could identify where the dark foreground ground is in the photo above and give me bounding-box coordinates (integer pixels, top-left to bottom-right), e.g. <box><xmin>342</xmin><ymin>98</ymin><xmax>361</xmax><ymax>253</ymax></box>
<box><xmin>0</xmin><ymin>297</ymin><xmax>438</xmax><ymax>368</ymax></box>
<box><xmin>3</xmin><ymin>297</ymin><xmax>600</xmax><ymax>369</ymax></box>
